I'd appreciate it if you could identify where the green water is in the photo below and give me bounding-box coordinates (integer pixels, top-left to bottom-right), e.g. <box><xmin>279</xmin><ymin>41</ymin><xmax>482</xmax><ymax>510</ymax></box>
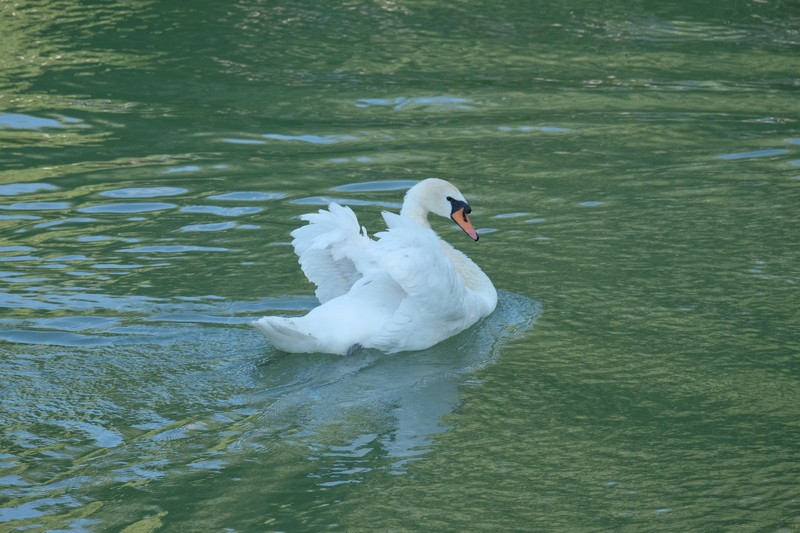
<box><xmin>2</xmin><ymin>1</ymin><xmax>799</xmax><ymax>531</ymax></box>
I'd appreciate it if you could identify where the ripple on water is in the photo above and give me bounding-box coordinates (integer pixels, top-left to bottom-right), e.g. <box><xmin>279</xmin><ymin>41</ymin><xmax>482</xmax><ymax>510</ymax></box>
<box><xmin>33</xmin><ymin>217</ymin><xmax>98</xmax><ymax>229</ymax></box>
<box><xmin>180</xmin><ymin>222</ymin><xmax>238</xmax><ymax>232</ymax></box>
<box><xmin>355</xmin><ymin>95</ymin><xmax>472</xmax><ymax>110</ymax></box>
<box><xmin>331</xmin><ymin>180</ymin><xmax>417</xmax><ymax>193</ymax></box>
<box><xmin>48</xmin><ymin>254</ymin><xmax>91</xmax><ymax>262</ymax></box>
<box><xmin>91</xmin><ymin>263</ymin><xmax>143</xmax><ymax>270</ymax></box>
<box><xmin>291</xmin><ymin>196</ymin><xmax>402</xmax><ymax>209</ymax></box>
<box><xmin>207</xmin><ymin>192</ymin><xmax>286</xmax><ymax>201</ymax></box>
<box><xmin>222</xmin><ymin>137</ymin><xmax>266</xmax><ymax>145</ymax></box>
<box><xmin>47</xmin><ymin>420</ymin><xmax>124</xmax><ymax>448</ymax></box>
<box><xmin>164</xmin><ymin>165</ymin><xmax>201</xmax><ymax>174</ymax></box>
<box><xmin>0</xmin><ymin>112</ymin><xmax>83</xmax><ymax>130</ymax></box>
<box><xmin>0</xmin><ymin>202</ymin><xmax>70</xmax><ymax>211</ymax></box>
<box><xmin>263</xmin><ymin>133</ymin><xmax>358</xmax><ymax>144</ymax></box>
<box><xmin>23</xmin><ymin>316</ymin><xmax>120</xmax><ymax>331</ymax></box>
<box><xmin>119</xmin><ymin>245</ymin><xmax>229</xmax><ymax>253</ymax></box>
<box><xmin>493</xmin><ymin>212</ymin><xmax>530</xmax><ymax>219</ymax></box>
<box><xmin>716</xmin><ymin>148</ymin><xmax>790</xmax><ymax>160</ymax></box>
<box><xmin>0</xmin><ymin>495</ymin><xmax>79</xmax><ymax>523</ymax></box>
<box><xmin>0</xmin><ymin>329</ymin><xmax>129</xmax><ymax>347</ymax></box>
<box><xmin>100</xmin><ymin>187</ymin><xmax>188</xmax><ymax>198</ymax></box>
<box><xmin>187</xmin><ymin>458</ymin><xmax>227</xmax><ymax>471</ymax></box>
<box><xmin>0</xmin><ymin>255</ymin><xmax>39</xmax><ymax>262</ymax></box>
<box><xmin>78</xmin><ymin>203</ymin><xmax>177</xmax><ymax>214</ymax></box>
<box><xmin>0</xmin><ymin>290</ymin><xmax>161</xmax><ymax>312</ymax></box>
<box><xmin>76</xmin><ymin>235</ymin><xmax>140</xmax><ymax>243</ymax></box>
<box><xmin>3</xmin><ymin>276</ymin><xmax>49</xmax><ymax>283</ymax></box>
<box><xmin>0</xmin><ymin>183</ymin><xmax>58</xmax><ymax>196</ymax></box>
<box><xmin>0</xmin><ymin>214</ymin><xmax>40</xmax><ymax>221</ymax></box>
<box><xmin>497</xmin><ymin>125</ymin><xmax>571</xmax><ymax>133</ymax></box>
<box><xmin>180</xmin><ymin>205</ymin><xmax>263</xmax><ymax>217</ymax></box>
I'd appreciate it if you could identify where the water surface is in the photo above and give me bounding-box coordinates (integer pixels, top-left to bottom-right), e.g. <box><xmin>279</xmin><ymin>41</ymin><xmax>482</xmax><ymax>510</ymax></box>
<box><xmin>1</xmin><ymin>1</ymin><xmax>799</xmax><ymax>531</ymax></box>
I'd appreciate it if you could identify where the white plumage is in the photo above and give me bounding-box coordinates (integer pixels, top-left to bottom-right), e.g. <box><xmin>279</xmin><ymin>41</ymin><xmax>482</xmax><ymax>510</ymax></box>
<box><xmin>253</xmin><ymin>178</ymin><xmax>497</xmax><ymax>354</ymax></box>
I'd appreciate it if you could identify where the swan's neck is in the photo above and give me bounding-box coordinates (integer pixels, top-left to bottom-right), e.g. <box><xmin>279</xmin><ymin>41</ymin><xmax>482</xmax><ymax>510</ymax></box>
<box><xmin>401</xmin><ymin>194</ymin><xmax>491</xmax><ymax>295</ymax></box>
<box><xmin>400</xmin><ymin>203</ymin><xmax>431</xmax><ymax>229</ymax></box>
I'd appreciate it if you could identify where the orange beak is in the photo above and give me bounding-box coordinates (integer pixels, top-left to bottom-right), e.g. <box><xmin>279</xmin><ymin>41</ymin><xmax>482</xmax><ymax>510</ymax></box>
<box><xmin>451</xmin><ymin>207</ymin><xmax>479</xmax><ymax>241</ymax></box>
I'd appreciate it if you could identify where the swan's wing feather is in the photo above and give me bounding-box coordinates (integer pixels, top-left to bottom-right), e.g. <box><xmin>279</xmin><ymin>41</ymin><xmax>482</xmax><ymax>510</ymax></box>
<box><xmin>291</xmin><ymin>203</ymin><xmax>374</xmax><ymax>303</ymax></box>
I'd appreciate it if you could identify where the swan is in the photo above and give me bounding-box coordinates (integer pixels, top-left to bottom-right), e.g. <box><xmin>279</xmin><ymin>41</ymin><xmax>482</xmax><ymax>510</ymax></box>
<box><xmin>253</xmin><ymin>178</ymin><xmax>497</xmax><ymax>355</ymax></box>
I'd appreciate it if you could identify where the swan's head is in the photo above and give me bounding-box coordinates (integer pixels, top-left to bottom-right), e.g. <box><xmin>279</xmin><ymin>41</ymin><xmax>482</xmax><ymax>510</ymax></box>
<box><xmin>402</xmin><ymin>178</ymin><xmax>480</xmax><ymax>241</ymax></box>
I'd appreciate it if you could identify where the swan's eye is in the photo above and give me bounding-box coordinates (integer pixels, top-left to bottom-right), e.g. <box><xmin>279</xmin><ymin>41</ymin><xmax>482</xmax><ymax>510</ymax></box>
<box><xmin>446</xmin><ymin>196</ymin><xmax>454</xmax><ymax>202</ymax></box>
<box><xmin>448</xmin><ymin>197</ymin><xmax>471</xmax><ymax>220</ymax></box>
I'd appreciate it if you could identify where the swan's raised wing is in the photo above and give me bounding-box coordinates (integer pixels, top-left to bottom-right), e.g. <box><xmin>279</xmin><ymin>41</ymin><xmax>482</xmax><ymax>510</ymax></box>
<box><xmin>291</xmin><ymin>203</ymin><xmax>375</xmax><ymax>303</ymax></box>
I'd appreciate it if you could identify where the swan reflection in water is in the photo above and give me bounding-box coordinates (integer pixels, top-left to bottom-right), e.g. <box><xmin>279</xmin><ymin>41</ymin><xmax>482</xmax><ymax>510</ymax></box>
<box><xmin>249</xmin><ymin>290</ymin><xmax>540</xmax><ymax>476</ymax></box>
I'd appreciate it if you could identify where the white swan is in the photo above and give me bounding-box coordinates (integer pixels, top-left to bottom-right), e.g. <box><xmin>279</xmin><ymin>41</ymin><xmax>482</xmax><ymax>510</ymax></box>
<box><xmin>253</xmin><ymin>178</ymin><xmax>497</xmax><ymax>355</ymax></box>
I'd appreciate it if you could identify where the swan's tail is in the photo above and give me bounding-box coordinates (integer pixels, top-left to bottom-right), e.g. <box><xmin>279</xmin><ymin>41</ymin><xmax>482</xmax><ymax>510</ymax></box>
<box><xmin>252</xmin><ymin>316</ymin><xmax>323</xmax><ymax>354</ymax></box>
<box><xmin>252</xmin><ymin>316</ymin><xmax>309</xmax><ymax>352</ymax></box>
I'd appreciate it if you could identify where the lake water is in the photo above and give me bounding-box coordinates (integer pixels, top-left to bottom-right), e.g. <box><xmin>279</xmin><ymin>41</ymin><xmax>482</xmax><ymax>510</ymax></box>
<box><xmin>1</xmin><ymin>1</ymin><xmax>799</xmax><ymax>531</ymax></box>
